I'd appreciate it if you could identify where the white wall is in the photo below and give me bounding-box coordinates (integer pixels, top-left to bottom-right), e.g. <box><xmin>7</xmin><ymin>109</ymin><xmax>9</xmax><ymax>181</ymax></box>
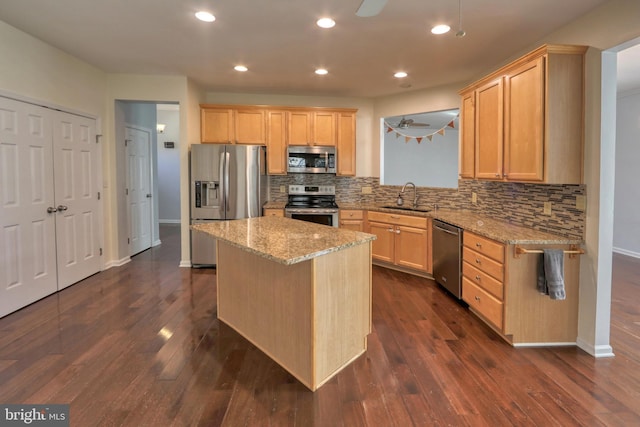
<box><xmin>157</xmin><ymin>107</ymin><xmax>181</xmax><ymax>223</ymax></box>
<box><xmin>614</xmin><ymin>89</ymin><xmax>640</xmax><ymax>257</ymax></box>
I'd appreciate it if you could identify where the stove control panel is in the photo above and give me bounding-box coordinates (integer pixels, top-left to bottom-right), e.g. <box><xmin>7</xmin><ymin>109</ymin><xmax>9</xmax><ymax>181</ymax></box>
<box><xmin>288</xmin><ymin>185</ymin><xmax>335</xmax><ymax>195</ymax></box>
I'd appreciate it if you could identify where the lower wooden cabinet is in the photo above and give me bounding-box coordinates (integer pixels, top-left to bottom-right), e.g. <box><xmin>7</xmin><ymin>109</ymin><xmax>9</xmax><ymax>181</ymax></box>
<box><xmin>263</xmin><ymin>208</ymin><xmax>284</xmax><ymax>217</ymax></box>
<box><xmin>339</xmin><ymin>209</ymin><xmax>364</xmax><ymax>231</ymax></box>
<box><xmin>462</xmin><ymin>230</ymin><xmax>580</xmax><ymax>345</ymax></box>
<box><xmin>366</xmin><ymin>211</ymin><xmax>431</xmax><ymax>273</ymax></box>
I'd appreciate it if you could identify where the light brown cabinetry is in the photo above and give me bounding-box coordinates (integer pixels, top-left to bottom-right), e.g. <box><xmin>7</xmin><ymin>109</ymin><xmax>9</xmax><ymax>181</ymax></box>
<box><xmin>200</xmin><ymin>105</ymin><xmax>266</xmax><ymax>145</ymax></box>
<box><xmin>337</xmin><ymin>112</ymin><xmax>356</xmax><ymax>176</ymax></box>
<box><xmin>462</xmin><ymin>230</ymin><xmax>580</xmax><ymax>345</ymax></box>
<box><xmin>462</xmin><ymin>233</ymin><xmax>505</xmax><ymax>330</ymax></box>
<box><xmin>366</xmin><ymin>211</ymin><xmax>431</xmax><ymax>273</ymax></box>
<box><xmin>288</xmin><ymin>110</ymin><xmax>336</xmax><ymax>146</ymax></box>
<box><xmin>266</xmin><ymin>110</ymin><xmax>287</xmax><ymax>175</ymax></box>
<box><xmin>263</xmin><ymin>208</ymin><xmax>284</xmax><ymax>217</ymax></box>
<box><xmin>459</xmin><ymin>91</ymin><xmax>475</xmax><ymax>179</ymax></box>
<box><xmin>459</xmin><ymin>44</ymin><xmax>586</xmax><ymax>184</ymax></box>
<box><xmin>339</xmin><ymin>210</ymin><xmax>364</xmax><ymax>232</ymax></box>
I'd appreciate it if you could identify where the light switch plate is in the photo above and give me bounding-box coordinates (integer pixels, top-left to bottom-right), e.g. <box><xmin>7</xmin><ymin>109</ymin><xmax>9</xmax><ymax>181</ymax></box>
<box><xmin>543</xmin><ymin>201</ymin><xmax>552</xmax><ymax>215</ymax></box>
<box><xmin>576</xmin><ymin>195</ymin><xmax>586</xmax><ymax>211</ymax></box>
<box><xmin>472</xmin><ymin>192</ymin><xmax>477</xmax><ymax>204</ymax></box>
<box><xmin>361</xmin><ymin>186</ymin><xmax>372</xmax><ymax>194</ymax></box>
<box><xmin>279</xmin><ymin>185</ymin><xmax>286</xmax><ymax>193</ymax></box>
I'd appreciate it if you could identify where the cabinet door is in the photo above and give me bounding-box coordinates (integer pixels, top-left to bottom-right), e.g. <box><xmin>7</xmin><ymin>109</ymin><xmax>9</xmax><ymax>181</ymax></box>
<box><xmin>263</xmin><ymin>208</ymin><xmax>284</xmax><ymax>217</ymax></box>
<box><xmin>395</xmin><ymin>226</ymin><xmax>429</xmax><ymax>272</ymax></box>
<box><xmin>504</xmin><ymin>56</ymin><xmax>544</xmax><ymax>181</ymax></box>
<box><xmin>337</xmin><ymin>112</ymin><xmax>356</xmax><ymax>176</ymax></box>
<box><xmin>235</xmin><ymin>109</ymin><xmax>266</xmax><ymax>144</ymax></box>
<box><xmin>475</xmin><ymin>78</ymin><xmax>504</xmax><ymax>180</ymax></box>
<box><xmin>459</xmin><ymin>91</ymin><xmax>475</xmax><ymax>179</ymax></box>
<box><xmin>313</xmin><ymin>111</ymin><xmax>336</xmax><ymax>146</ymax></box>
<box><xmin>288</xmin><ymin>111</ymin><xmax>312</xmax><ymax>145</ymax></box>
<box><xmin>266</xmin><ymin>110</ymin><xmax>287</xmax><ymax>174</ymax></box>
<box><xmin>201</xmin><ymin>107</ymin><xmax>233</xmax><ymax>143</ymax></box>
<box><xmin>368</xmin><ymin>221</ymin><xmax>394</xmax><ymax>263</ymax></box>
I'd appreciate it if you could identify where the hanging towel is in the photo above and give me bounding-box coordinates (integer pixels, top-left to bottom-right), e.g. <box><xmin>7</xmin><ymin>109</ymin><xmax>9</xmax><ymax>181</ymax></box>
<box><xmin>542</xmin><ymin>249</ymin><xmax>566</xmax><ymax>300</ymax></box>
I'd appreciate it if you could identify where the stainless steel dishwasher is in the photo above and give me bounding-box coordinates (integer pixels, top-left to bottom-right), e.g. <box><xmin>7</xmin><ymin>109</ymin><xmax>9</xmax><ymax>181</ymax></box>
<box><xmin>432</xmin><ymin>219</ymin><xmax>463</xmax><ymax>299</ymax></box>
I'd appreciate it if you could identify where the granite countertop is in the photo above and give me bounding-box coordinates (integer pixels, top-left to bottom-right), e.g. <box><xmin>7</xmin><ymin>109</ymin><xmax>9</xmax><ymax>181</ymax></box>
<box><xmin>337</xmin><ymin>204</ymin><xmax>581</xmax><ymax>245</ymax></box>
<box><xmin>191</xmin><ymin>216</ymin><xmax>376</xmax><ymax>265</ymax></box>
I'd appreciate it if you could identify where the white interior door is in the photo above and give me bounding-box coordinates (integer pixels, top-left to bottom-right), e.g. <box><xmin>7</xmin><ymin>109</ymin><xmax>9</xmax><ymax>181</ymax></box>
<box><xmin>125</xmin><ymin>126</ymin><xmax>152</xmax><ymax>256</ymax></box>
<box><xmin>52</xmin><ymin>111</ymin><xmax>101</xmax><ymax>289</ymax></box>
<box><xmin>0</xmin><ymin>97</ymin><xmax>58</xmax><ymax>318</ymax></box>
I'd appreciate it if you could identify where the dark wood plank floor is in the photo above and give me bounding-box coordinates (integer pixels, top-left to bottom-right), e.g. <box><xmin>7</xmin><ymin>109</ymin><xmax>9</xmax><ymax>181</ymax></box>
<box><xmin>1</xmin><ymin>226</ymin><xmax>639</xmax><ymax>426</ymax></box>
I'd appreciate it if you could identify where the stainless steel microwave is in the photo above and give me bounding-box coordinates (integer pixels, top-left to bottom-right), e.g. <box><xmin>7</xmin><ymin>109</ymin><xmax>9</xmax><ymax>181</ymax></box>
<box><xmin>287</xmin><ymin>146</ymin><xmax>336</xmax><ymax>174</ymax></box>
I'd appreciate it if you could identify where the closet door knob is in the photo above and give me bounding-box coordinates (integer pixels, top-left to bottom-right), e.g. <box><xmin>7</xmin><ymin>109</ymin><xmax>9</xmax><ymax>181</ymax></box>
<box><xmin>57</xmin><ymin>205</ymin><xmax>68</xmax><ymax>212</ymax></box>
<box><xmin>47</xmin><ymin>207</ymin><xmax>57</xmax><ymax>213</ymax></box>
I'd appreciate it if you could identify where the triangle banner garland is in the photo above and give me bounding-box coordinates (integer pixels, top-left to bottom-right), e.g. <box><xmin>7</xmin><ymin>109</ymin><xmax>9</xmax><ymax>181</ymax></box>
<box><xmin>383</xmin><ymin>113</ymin><xmax>459</xmax><ymax>144</ymax></box>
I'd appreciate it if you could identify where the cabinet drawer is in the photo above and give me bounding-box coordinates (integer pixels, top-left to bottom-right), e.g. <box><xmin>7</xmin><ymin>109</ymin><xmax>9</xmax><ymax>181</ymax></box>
<box><xmin>464</xmin><ymin>233</ymin><xmax>504</xmax><ymax>263</ymax></box>
<box><xmin>340</xmin><ymin>209</ymin><xmax>364</xmax><ymax>220</ymax></box>
<box><xmin>463</xmin><ymin>277</ymin><xmax>504</xmax><ymax>330</ymax></box>
<box><xmin>367</xmin><ymin>211</ymin><xmax>427</xmax><ymax>229</ymax></box>
<box><xmin>463</xmin><ymin>261</ymin><xmax>503</xmax><ymax>300</ymax></box>
<box><xmin>463</xmin><ymin>247</ymin><xmax>504</xmax><ymax>281</ymax></box>
<box><xmin>263</xmin><ymin>208</ymin><xmax>284</xmax><ymax>217</ymax></box>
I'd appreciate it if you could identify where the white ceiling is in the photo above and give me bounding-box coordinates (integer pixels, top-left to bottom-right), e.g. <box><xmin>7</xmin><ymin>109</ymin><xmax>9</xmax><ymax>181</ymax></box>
<box><xmin>0</xmin><ymin>0</ymin><xmax>637</xmax><ymax>98</ymax></box>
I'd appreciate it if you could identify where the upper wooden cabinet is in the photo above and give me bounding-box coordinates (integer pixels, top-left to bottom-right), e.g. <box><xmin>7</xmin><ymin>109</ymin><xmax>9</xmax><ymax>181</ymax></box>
<box><xmin>459</xmin><ymin>44</ymin><xmax>586</xmax><ymax>184</ymax></box>
<box><xmin>288</xmin><ymin>110</ymin><xmax>336</xmax><ymax>146</ymax></box>
<box><xmin>200</xmin><ymin>105</ymin><xmax>265</xmax><ymax>145</ymax></box>
<box><xmin>337</xmin><ymin>111</ymin><xmax>356</xmax><ymax>176</ymax></box>
<box><xmin>266</xmin><ymin>110</ymin><xmax>287</xmax><ymax>175</ymax></box>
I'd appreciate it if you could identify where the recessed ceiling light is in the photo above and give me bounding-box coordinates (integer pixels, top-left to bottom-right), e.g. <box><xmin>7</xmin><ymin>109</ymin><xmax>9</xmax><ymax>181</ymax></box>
<box><xmin>315</xmin><ymin>68</ymin><xmax>328</xmax><ymax>75</ymax></box>
<box><xmin>317</xmin><ymin>18</ymin><xmax>336</xmax><ymax>29</ymax></box>
<box><xmin>195</xmin><ymin>11</ymin><xmax>216</xmax><ymax>22</ymax></box>
<box><xmin>234</xmin><ymin>65</ymin><xmax>248</xmax><ymax>72</ymax></box>
<box><xmin>394</xmin><ymin>72</ymin><xmax>408</xmax><ymax>78</ymax></box>
<box><xmin>431</xmin><ymin>24</ymin><xmax>451</xmax><ymax>35</ymax></box>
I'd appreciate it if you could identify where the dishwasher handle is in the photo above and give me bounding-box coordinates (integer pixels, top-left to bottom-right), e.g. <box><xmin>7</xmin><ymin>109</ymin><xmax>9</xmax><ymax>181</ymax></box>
<box><xmin>433</xmin><ymin>223</ymin><xmax>460</xmax><ymax>236</ymax></box>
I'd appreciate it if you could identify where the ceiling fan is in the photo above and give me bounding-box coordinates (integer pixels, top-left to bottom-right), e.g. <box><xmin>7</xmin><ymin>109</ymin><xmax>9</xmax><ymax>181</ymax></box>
<box><xmin>392</xmin><ymin>117</ymin><xmax>430</xmax><ymax>129</ymax></box>
<box><xmin>356</xmin><ymin>0</ymin><xmax>388</xmax><ymax>17</ymax></box>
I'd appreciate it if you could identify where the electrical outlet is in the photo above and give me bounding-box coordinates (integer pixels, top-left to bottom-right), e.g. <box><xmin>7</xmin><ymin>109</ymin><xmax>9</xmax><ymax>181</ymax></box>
<box><xmin>361</xmin><ymin>186</ymin><xmax>372</xmax><ymax>194</ymax></box>
<box><xmin>576</xmin><ymin>195</ymin><xmax>586</xmax><ymax>211</ymax></box>
<box><xmin>471</xmin><ymin>192</ymin><xmax>477</xmax><ymax>204</ymax></box>
<box><xmin>543</xmin><ymin>201</ymin><xmax>552</xmax><ymax>215</ymax></box>
<box><xmin>279</xmin><ymin>185</ymin><xmax>286</xmax><ymax>193</ymax></box>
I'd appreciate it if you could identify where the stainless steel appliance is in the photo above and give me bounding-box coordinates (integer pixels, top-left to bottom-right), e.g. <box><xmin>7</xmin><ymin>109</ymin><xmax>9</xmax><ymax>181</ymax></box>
<box><xmin>287</xmin><ymin>146</ymin><xmax>336</xmax><ymax>174</ymax></box>
<box><xmin>432</xmin><ymin>219</ymin><xmax>463</xmax><ymax>299</ymax></box>
<box><xmin>284</xmin><ymin>185</ymin><xmax>339</xmax><ymax>227</ymax></box>
<box><xmin>190</xmin><ymin>144</ymin><xmax>266</xmax><ymax>266</ymax></box>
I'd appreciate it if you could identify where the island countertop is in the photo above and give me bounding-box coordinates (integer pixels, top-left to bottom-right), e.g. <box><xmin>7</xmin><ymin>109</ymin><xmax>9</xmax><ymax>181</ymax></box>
<box><xmin>191</xmin><ymin>216</ymin><xmax>376</xmax><ymax>265</ymax></box>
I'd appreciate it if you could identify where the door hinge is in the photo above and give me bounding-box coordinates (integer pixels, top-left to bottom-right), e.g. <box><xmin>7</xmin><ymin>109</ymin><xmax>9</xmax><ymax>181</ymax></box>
<box><xmin>99</xmin><ymin>247</ymin><xmax>103</xmax><ymax>256</ymax></box>
<box><xmin>125</xmin><ymin>139</ymin><xmax>131</xmax><ymax>147</ymax></box>
<box><xmin>95</xmin><ymin>134</ymin><xmax>102</xmax><ymax>144</ymax></box>
<box><xmin>128</xmin><ymin>238</ymin><xmax>130</xmax><ymax>244</ymax></box>
<box><xmin>125</xmin><ymin>188</ymin><xmax>129</xmax><ymax>196</ymax></box>
<box><xmin>97</xmin><ymin>191</ymin><xmax>101</xmax><ymax>200</ymax></box>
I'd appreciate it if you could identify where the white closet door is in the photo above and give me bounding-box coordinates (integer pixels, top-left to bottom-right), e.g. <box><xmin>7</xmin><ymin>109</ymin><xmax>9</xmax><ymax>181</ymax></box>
<box><xmin>0</xmin><ymin>97</ymin><xmax>57</xmax><ymax>318</ymax></box>
<box><xmin>52</xmin><ymin>111</ymin><xmax>100</xmax><ymax>289</ymax></box>
<box><xmin>125</xmin><ymin>126</ymin><xmax>152</xmax><ymax>256</ymax></box>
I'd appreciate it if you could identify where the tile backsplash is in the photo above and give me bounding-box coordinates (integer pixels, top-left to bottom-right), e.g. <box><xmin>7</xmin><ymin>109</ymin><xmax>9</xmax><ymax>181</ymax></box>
<box><xmin>269</xmin><ymin>175</ymin><xmax>585</xmax><ymax>239</ymax></box>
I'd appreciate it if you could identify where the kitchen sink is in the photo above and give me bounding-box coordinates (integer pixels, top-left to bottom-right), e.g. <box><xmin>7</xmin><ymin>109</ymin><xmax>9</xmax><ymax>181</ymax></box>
<box><xmin>380</xmin><ymin>205</ymin><xmax>432</xmax><ymax>213</ymax></box>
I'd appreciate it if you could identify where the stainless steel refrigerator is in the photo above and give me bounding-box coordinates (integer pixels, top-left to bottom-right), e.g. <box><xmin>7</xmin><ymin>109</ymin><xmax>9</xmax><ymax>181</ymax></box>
<box><xmin>190</xmin><ymin>144</ymin><xmax>267</xmax><ymax>266</ymax></box>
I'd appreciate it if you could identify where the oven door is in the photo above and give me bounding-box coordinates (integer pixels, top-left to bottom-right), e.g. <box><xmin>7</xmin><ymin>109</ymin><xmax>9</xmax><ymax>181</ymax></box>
<box><xmin>285</xmin><ymin>209</ymin><xmax>339</xmax><ymax>228</ymax></box>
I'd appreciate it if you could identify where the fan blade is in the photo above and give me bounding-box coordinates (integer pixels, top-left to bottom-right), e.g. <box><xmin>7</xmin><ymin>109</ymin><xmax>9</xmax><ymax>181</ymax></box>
<box><xmin>356</xmin><ymin>0</ymin><xmax>387</xmax><ymax>17</ymax></box>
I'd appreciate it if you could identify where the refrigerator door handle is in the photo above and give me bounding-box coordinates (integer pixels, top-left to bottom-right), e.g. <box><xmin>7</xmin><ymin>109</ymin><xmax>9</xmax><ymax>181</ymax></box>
<box><xmin>219</xmin><ymin>152</ymin><xmax>226</xmax><ymax>214</ymax></box>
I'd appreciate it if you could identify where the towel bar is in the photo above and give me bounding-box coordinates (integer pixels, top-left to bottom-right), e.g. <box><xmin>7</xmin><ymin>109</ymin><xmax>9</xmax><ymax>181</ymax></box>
<box><xmin>514</xmin><ymin>245</ymin><xmax>584</xmax><ymax>259</ymax></box>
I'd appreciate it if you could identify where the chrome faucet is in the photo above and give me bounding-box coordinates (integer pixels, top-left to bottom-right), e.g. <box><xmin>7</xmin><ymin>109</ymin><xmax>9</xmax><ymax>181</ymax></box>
<box><xmin>397</xmin><ymin>182</ymin><xmax>418</xmax><ymax>208</ymax></box>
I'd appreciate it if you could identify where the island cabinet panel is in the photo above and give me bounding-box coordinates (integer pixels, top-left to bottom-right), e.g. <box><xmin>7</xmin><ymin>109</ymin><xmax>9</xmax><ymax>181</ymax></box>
<box><xmin>459</xmin><ymin>44</ymin><xmax>586</xmax><ymax>184</ymax></box>
<box><xmin>216</xmin><ymin>240</ymin><xmax>371</xmax><ymax>391</ymax></box>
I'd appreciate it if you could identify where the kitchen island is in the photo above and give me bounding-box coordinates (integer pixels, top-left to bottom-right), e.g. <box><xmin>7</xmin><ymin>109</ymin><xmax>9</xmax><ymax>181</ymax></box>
<box><xmin>191</xmin><ymin>216</ymin><xmax>376</xmax><ymax>391</ymax></box>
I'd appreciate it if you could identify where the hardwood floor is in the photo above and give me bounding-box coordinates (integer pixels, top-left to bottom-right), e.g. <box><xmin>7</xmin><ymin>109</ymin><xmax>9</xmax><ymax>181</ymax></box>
<box><xmin>1</xmin><ymin>226</ymin><xmax>639</xmax><ymax>426</ymax></box>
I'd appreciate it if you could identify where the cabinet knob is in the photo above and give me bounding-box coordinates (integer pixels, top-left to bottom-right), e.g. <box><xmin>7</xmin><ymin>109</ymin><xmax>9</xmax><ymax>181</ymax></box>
<box><xmin>476</xmin><ymin>242</ymin><xmax>482</xmax><ymax>248</ymax></box>
<box><xmin>475</xmin><ymin>259</ymin><xmax>481</xmax><ymax>264</ymax></box>
<box><xmin>475</xmin><ymin>275</ymin><xmax>481</xmax><ymax>281</ymax></box>
<box><xmin>475</xmin><ymin>296</ymin><xmax>481</xmax><ymax>301</ymax></box>
<box><xmin>395</xmin><ymin>229</ymin><xmax>401</xmax><ymax>234</ymax></box>
<box><xmin>495</xmin><ymin>173</ymin><xmax>501</xmax><ymax>177</ymax></box>
<box><xmin>387</xmin><ymin>228</ymin><xmax>394</xmax><ymax>232</ymax></box>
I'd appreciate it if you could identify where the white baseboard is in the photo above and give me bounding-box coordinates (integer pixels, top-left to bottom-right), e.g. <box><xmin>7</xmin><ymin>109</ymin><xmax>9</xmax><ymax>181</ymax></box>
<box><xmin>179</xmin><ymin>260</ymin><xmax>192</xmax><ymax>268</ymax></box>
<box><xmin>576</xmin><ymin>337</ymin><xmax>615</xmax><ymax>358</ymax></box>
<box><xmin>152</xmin><ymin>239</ymin><xmax>162</xmax><ymax>247</ymax></box>
<box><xmin>159</xmin><ymin>219</ymin><xmax>181</xmax><ymax>224</ymax></box>
<box><xmin>104</xmin><ymin>257</ymin><xmax>131</xmax><ymax>269</ymax></box>
<box><xmin>612</xmin><ymin>246</ymin><xmax>640</xmax><ymax>259</ymax></box>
